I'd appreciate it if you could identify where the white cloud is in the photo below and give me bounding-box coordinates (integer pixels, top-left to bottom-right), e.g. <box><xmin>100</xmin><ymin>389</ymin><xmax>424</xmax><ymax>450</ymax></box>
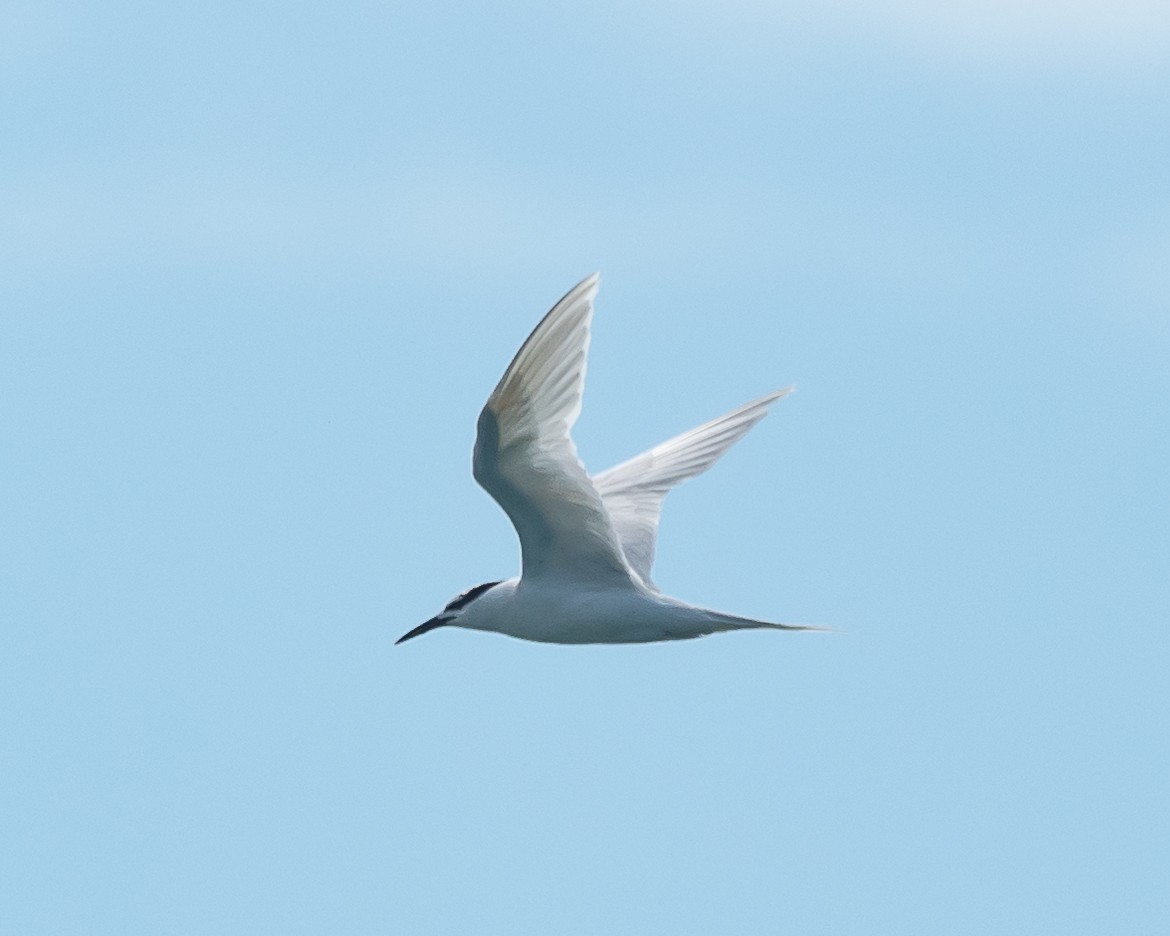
<box><xmin>0</xmin><ymin>152</ymin><xmax>970</xmax><ymax>292</ymax></box>
<box><xmin>862</xmin><ymin>0</ymin><xmax>1170</xmax><ymax>62</ymax></box>
<box><xmin>653</xmin><ymin>0</ymin><xmax>1170</xmax><ymax>67</ymax></box>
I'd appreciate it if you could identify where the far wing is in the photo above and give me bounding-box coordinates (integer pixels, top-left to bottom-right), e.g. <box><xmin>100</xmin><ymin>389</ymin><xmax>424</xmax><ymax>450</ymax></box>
<box><xmin>592</xmin><ymin>389</ymin><xmax>791</xmax><ymax>588</ymax></box>
<box><xmin>473</xmin><ymin>274</ymin><xmax>634</xmax><ymax>585</ymax></box>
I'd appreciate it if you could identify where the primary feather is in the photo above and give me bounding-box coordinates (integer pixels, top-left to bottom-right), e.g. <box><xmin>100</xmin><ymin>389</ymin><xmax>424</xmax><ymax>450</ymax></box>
<box><xmin>593</xmin><ymin>389</ymin><xmax>792</xmax><ymax>587</ymax></box>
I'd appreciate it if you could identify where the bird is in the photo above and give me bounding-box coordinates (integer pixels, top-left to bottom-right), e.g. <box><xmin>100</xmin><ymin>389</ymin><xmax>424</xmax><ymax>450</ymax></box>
<box><xmin>398</xmin><ymin>273</ymin><xmax>820</xmax><ymax>645</ymax></box>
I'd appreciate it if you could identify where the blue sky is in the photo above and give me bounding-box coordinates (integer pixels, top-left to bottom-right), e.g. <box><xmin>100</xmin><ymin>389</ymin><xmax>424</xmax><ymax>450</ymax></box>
<box><xmin>3</xmin><ymin>1</ymin><xmax>1168</xmax><ymax>933</ymax></box>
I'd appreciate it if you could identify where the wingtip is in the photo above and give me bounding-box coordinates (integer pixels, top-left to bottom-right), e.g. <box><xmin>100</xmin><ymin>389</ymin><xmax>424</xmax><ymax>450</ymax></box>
<box><xmin>738</xmin><ymin>386</ymin><xmax>794</xmax><ymax>415</ymax></box>
<box><xmin>553</xmin><ymin>272</ymin><xmax>600</xmax><ymax>310</ymax></box>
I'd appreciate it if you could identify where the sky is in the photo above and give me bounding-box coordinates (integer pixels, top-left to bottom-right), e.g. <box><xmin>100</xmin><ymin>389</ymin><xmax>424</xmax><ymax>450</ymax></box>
<box><xmin>2</xmin><ymin>1</ymin><xmax>1168</xmax><ymax>933</ymax></box>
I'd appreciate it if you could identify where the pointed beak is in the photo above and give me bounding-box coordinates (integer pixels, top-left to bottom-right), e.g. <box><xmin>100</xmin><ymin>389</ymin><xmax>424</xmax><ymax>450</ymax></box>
<box><xmin>396</xmin><ymin>615</ymin><xmax>448</xmax><ymax>645</ymax></box>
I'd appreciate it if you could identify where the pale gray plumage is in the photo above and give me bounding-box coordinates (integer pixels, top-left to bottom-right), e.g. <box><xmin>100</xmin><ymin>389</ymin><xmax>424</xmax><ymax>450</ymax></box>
<box><xmin>472</xmin><ymin>273</ymin><xmax>632</xmax><ymax>586</ymax></box>
<box><xmin>593</xmin><ymin>388</ymin><xmax>792</xmax><ymax>588</ymax></box>
<box><xmin>400</xmin><ymin>273</ymin><xmax>821</xmax><ymax>645</ymax></box>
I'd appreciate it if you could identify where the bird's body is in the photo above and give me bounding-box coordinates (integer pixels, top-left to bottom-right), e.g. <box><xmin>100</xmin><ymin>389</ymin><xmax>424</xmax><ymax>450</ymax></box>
<box><xmin>398</xmin><ymin>273</ymin><xmax>819</xmax><ymax>646</ymax></box>
<box><xmin>441</xmin><ymin>576</ymin><xmax>785</xmax><ymax>644</ymax></box>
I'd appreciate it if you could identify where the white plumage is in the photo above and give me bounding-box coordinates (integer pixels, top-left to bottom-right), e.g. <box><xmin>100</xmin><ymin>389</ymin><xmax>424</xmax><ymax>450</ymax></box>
<box><xmin>593</xmin><ymin>388</ymin><xmax>791</xmax><ymax>589</ymax></box>
<box><xmin>398</xmin><ymin>274</ymin><xmax>820</xmax><ymax>645</ymax></box>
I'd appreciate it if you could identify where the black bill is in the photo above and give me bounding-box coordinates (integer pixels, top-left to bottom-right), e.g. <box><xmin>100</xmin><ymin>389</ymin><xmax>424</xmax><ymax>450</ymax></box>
<box><xmin>396</xmin><ymin>616</ymin><xmax>449</xmax><ymax>645</ymax></box>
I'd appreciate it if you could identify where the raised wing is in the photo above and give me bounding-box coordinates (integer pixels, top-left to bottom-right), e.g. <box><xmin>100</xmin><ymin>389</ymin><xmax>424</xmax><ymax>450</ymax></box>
<box><xmin>592</xmin><ymin>389</ymin><xmax>791</xmax><ymax>588</ymax></box>
<box><xmin>473</xmin><ymin>274</ymin><xmax>634</xmax><ymax>585</ymax></box>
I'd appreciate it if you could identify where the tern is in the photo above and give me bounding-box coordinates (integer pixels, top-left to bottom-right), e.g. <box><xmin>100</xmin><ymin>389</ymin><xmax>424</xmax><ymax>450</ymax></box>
<box><xmin>398</xmin><ymin>273</ymin><xmax>819</xmax><ymax>645</ymax></box>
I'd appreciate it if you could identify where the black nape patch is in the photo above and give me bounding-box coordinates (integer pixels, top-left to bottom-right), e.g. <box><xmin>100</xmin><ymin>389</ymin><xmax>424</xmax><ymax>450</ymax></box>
<box><xmin>443</xmin><ymin>580</ymin><xmax>502</xmax><ymax>613</ymax></box>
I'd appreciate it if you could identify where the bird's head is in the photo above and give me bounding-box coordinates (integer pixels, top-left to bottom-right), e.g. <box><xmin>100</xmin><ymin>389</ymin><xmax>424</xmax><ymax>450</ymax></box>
<box><xmin>397</xmin><ymin>580</ymin><xmax>504</xmax><ymax>644</ymax></box>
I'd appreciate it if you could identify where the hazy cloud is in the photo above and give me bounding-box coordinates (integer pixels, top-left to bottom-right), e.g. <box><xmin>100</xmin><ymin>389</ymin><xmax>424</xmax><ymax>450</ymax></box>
<box><xmin>652</xmin><ymin>0</ymin><xmax>1170</xmax><ymax>67</ymax></box>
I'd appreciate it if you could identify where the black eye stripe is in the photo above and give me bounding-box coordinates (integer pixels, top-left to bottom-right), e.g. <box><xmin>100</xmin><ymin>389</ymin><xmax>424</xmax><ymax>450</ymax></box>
<box><xmin>443</xmin><ymin>580</ymin><xmax>502</xmax><ymax>612</ymax></box>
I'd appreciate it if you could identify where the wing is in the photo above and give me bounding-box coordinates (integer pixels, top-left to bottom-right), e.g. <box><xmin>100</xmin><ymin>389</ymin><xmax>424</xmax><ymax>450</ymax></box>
<box><xmin>592</xmin><ymin>389</ymin><xmax>792</xmax><ymax>588</ymax></box>
<box><xmin>473</xmin><ymin>274</ymin><xmax>634</xmax><ymax>585</ymax></box>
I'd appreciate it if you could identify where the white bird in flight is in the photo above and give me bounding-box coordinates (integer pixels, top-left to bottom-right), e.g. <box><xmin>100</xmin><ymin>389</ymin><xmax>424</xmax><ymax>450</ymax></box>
<box><xmin>398</xmin><ymin>274</ymin><xmax>820</xmax><ymax>645</ymax></box>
